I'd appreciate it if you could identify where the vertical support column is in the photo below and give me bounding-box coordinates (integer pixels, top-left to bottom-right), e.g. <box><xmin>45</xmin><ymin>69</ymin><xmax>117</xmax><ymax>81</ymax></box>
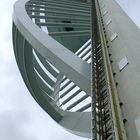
<box><xmin>91</xmin><ymin>0</ymin><xmax>100</xmax><ymax>139</ymax></box>
<box><xmin>91</xmin><ymin>0</ymin><xmax>118</xmax><ymax>139</ymax></box>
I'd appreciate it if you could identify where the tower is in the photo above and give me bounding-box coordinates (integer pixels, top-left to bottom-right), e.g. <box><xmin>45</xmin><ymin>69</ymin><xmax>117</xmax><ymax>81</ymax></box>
<box><xmin>12</xmin><ymin>0</ymin><xmax>140</xmax><ymax>139</ymax></box>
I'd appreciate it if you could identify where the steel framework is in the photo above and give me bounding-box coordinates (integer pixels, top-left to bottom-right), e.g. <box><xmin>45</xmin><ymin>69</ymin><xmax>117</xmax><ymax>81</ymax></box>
<box><xmin>13</xmin><ymin>0</ymin><xmax>140</xmax><ymax>139</ymax></box>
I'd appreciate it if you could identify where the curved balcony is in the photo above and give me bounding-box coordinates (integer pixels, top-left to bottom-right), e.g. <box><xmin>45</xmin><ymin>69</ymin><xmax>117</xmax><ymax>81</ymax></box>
<box><xmin>12</xmin><ymin>0</ymin><xmax>91</xmax><ymax>138</ymax></box>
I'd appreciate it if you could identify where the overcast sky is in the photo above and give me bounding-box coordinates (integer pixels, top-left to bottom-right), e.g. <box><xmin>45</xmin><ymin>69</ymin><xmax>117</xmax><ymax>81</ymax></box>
<box><xmin>0</xmin><ymin>0</ymin><xmax>140</xmax><ymax>140</ymax></box>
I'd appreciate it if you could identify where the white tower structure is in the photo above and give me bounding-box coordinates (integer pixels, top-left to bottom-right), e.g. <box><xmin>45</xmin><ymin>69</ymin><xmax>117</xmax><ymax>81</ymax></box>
<box><xmin>12</xmin><ymin>0</ymin><xmax>140</xmax><ymax>139</ymax></box>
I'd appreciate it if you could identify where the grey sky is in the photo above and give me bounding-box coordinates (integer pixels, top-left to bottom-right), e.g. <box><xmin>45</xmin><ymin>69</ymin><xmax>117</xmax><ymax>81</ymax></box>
<box><xmin>0</xmin><ymin>0</ymin><xmax>140</xmax><ymax>140</ymax></box>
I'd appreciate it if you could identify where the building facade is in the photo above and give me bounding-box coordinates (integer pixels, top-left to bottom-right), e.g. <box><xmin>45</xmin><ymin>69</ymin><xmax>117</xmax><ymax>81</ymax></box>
<box><xmin>12</xmin><ymin>0</ymin><xmax>140</xmax><ymax>139</ymax></box>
